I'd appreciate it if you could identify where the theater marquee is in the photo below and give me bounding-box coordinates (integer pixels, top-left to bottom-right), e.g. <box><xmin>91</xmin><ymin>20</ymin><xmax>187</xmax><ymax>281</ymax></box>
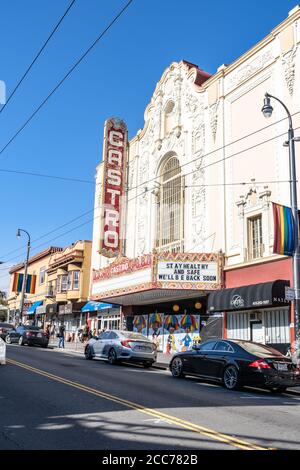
<box><xmin>91</xmin><ymin>252</ymin><xmax>223</xmax><ymax>303</ymax></box>
<box><xmin>100</xmin><ymin>117</ymin><xmax>128</xmax><ymax>258</ymax></box>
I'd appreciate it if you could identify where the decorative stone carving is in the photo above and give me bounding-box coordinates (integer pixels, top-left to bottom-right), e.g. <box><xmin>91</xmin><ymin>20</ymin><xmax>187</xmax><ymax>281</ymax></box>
<box><xmin>226</xmin><ymin>47</ymin><xmax>274</xmax><ymax>92</ymax></box>
<box><xmin>139</xmin><ymin>155</ymin><xmax>149</xmax><ymax>185</ymax></box>
<box><xmin>184</xmin><ymin>91</ymin><xmax>198</xmax><ymax>114</ymax></box>
<box><xmin>128</xmin><ymin>158</ymin><xmax>136</xmax><ymax>189</ymax></box>
<box><xmin>209</xmin><ymin>102</ymin><xmax>218</xmax><ymax>142</ymax></box>
<box><xmin>282</xmin><ymin>47</ymin><xmax>297</xmax><ymax>96</ymax></box>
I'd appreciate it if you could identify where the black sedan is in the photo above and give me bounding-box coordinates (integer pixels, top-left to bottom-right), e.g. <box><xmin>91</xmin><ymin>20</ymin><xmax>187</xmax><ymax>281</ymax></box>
<box><xmin>0</xmin><ymin>322</ymin><xmax>15</xmax><ymax>340</ymax></box>
<box><xmin>169</xmin><ymin>339</ymin><xmax>300</xmax><ymax>393</ymax></box>
<box><xmin>6</xmin><ymin>325</ymin><xmax>49</xmax><ymax>348</ymax></box>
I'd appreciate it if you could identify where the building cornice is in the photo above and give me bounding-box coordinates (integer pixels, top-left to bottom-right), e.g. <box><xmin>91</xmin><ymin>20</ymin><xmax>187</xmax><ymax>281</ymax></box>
<box><xmin>9</xmin><ymin>247</ymin><xmax>63</xmax><ymax>274</ymax></box>
<box><xmin>202</xmin><ymin>6</ymin><xmax>300</xmax><ymax>90</ymax></box>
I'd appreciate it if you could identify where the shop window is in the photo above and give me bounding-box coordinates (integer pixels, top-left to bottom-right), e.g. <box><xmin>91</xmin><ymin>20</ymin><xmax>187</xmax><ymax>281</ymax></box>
<box><xmin>156</xmin><ymin>155</ymin><xmax>184</xmax><ymax>252</ymax></box>
<box><xmin>247</xmin><ymin>215</ymin><xmax>263</xmax><ymax>260</ymax></box>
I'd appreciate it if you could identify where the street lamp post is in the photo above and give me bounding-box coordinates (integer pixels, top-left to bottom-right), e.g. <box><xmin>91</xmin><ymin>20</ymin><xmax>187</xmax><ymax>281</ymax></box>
<box><xmin>262</xmin><ymin>93</ymin><xmax>300</xmax><ymax>357</ymax></box>
<box><xmin>16</xmin><ymin>228</ymin><xmax>31</xmax><ymax>325</ymax></box>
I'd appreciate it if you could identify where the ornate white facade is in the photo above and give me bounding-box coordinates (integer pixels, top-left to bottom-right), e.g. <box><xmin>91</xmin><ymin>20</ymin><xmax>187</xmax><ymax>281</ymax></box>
<box><xmin>91</xmin><ymin>6</ymin><xmax>300</xmax><ymax>300</ymax></box>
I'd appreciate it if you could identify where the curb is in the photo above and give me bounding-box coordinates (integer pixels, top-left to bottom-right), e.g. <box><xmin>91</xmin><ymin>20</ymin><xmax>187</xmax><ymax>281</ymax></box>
<box><xmin>152</xmin><ymin>362</ymin><xmax>169</xmax><ymax>370</ymax></box>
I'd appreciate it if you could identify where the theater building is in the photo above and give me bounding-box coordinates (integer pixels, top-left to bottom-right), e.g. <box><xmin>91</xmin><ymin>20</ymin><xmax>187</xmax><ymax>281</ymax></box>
<box><xmin>90</xmin><ymin>6</ymin><xmax>300</xmax><ymax>353</ymax></box>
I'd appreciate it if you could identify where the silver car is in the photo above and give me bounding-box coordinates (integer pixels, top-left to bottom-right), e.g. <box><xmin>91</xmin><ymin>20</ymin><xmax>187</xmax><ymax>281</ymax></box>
<box><xmin>84</xmin><ymin>330</ymin><xmax>157</xmax><ymax>367</ymax></box>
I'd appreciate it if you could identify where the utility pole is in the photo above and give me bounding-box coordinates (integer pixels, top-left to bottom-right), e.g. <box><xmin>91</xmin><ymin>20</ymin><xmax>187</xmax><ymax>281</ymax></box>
<box><xmin>17</xmin><ymin>229</ymin><xmax>31</xmax><ymax>324</ymax></box>
<box><xmin>262</xmin><ymin>93</ymin><xmax>300</xmax><ymax>360</ymax></box>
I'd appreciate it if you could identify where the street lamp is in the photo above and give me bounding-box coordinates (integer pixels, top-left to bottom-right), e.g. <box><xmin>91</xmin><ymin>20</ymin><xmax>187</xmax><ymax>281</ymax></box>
<box><xmin>16</xmin><ymin>228</ymin><xmax>31</xmax><ymax>325</ymax></box>
<box><xmin>262</xmin><ymin>92</ymin><xmax>300</xmax><ymax>358</ymax></box>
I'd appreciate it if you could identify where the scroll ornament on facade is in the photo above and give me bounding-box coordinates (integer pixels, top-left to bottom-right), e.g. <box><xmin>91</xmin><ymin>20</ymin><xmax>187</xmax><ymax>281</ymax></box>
<box><xmin>209</xmin><ymin>101</ymin><xmax>219</xmax><ymax>142</ymax></box>
<box><xmin>282</xmin><ymin>47</ymin><xmax>297</xmax><ymax>96</ymax></box>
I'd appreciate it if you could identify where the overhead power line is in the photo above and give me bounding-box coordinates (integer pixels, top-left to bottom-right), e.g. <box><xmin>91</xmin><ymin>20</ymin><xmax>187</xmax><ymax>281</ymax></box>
<box><xmin>0</xmin><ymin>109</ymin><xmax>298</xmax><ymax>187</ymax></box>
<box><xmin>128</xmin><ymin>110</ymin><xmax>300</xmax><ymax>194</ymax></box>
<box><xmin>0</xmin><ymin>120</ymin><xmax>298</xmax><ymax>269</ymax></box>
<box><xmin>0</xmin><ymin>167</ymin><xmax>93</xmax><ymax>184</ymax></box>
<box><xmin>127</xmin><ymin>124</ymin><xmax>300</xmax><ymax>203</ymax></box>
<box><xmin>0</xmin><ymin>0</ymin><xmax>76</xmax><ymax>115</ymax></box>
<box><xmin>0</xmin><ymin>0</ymin><xmax>134</xmax><ymax>160</ymax></box>
<box><xmin>0</xmin><ymin>207</ymin><xmax>96</xmax><ymax>263</ymax></box>
<box><xmin>1</xmin><ymin>125</ymin><xmax>298</xmax><ymax>268</ymax></box>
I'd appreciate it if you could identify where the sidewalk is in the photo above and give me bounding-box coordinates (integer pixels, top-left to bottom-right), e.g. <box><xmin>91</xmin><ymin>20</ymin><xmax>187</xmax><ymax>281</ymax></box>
<box><xmin>49</xmin><ymin>340</ymin><xmax>300</xmax><ymax>395</ymax></box>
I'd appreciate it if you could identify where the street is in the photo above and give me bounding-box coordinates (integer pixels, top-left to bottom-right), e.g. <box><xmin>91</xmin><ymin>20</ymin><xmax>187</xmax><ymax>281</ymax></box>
<box><xmin>1</xmin><ymin>345</ymin><xmax>300</xmax><ymax>450</ymax></box>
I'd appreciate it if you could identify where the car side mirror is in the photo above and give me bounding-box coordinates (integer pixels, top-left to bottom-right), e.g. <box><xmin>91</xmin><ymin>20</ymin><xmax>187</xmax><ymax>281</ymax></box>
<box><xmin>192</xmin><ymin>344</ymin><xmax>201</xmax><ymax>351</ymax></box>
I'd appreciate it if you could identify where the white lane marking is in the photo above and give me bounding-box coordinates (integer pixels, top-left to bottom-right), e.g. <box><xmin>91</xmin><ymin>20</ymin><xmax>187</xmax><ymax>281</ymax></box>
<box><xmin>143</xmin><ymin>418</ymin><xmax>169</xmax><ymax>424</ymax></box>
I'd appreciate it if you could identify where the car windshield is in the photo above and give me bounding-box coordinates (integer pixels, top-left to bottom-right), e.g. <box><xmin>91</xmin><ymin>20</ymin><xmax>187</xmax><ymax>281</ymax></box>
<box><xmin>24</xmin><ymin>326</ymin><xmax>41</xmax><ymax>331</ymax></box>
<box><xmin>236</xmin><ymin>341</ymin><xmax>283</xmax><ymax>357</ymax></box>
<box><xmin>121</xmin><ymin>332</ymin><xmax>148</xmax><ymax>341</ymax></box>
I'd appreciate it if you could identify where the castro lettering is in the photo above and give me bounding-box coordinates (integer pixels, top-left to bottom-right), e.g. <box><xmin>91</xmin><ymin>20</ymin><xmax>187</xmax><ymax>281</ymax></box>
<box><xmin>100</xmin><ymin>118</ymin><xmax>127</xmax><ymax>257</ymax></box>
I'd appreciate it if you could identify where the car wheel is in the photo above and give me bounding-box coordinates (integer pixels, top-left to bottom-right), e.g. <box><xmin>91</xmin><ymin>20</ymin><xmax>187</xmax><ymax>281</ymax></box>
<box><xmin>170</xmin><ymin>357</ymin><xmax>185</xmax><ymax>378</ymax></box>
<box><xmin>18</xmin><ymin>337</ymin><xmax>24</xmax><ymax>346</ymax></box>
<box><xmin>108</xmin><ymin>348</ymin><xmax>118</xmax><ymax>365</ymax></box>
<box><xmin>268</xmin><ymin>386</ymin><xmax>287</xmax><ymax>394</ymax></box>
<box><xmin>5</xmin><ymin>335</ymin><xmax>11</xmax><ymax>344</ymax></box>
<box><xmin>42</xmin><ymin>344</ymin><xmax>48</xmax><ymax>349</ymax></box>
<box><xmin>223</xmin><ymin>365</ymin><xmax>241</xmax><ymax>390</ymax></box>
<box><xmin>85</xmin><ymin>345</ymin><xmax>93</xmax><ymax>360</ymax></box>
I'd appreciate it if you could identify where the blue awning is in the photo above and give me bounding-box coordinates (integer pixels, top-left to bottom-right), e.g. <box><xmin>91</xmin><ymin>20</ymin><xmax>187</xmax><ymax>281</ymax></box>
<box><xmin>81</xmin><ymin>301</ymin><xmax>117</xmax><ymax>312</ymax></box>
<box><xmin>27</xmin><ymin>300</ymin><xmax>43</xmax><ymax>315</ymax></box>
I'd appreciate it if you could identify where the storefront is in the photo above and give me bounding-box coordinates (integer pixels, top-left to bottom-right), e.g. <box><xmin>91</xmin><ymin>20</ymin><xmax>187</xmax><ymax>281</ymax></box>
<box><xmin>208</xmin><ymin>275</ymin><xmax>292</xmax><ymax>354</ymax></box>
<box><xmin>58</xmin><ymin>302</ymin><xmax>85</xmax><ymax>339</ymax></box>
<box><xmin>81</xmin><ymin>301</ymin><xmax>121</xmax><ymax>333</ymax></box>
<box><xmin>36</xmin><ymin>303</ymin><xmax>58</xmax><ymax>327</ymax></box>
<box><xmin>91</xmin><ymin>252</ymin><xmax>224</xmax><ymax>354</ymax></box>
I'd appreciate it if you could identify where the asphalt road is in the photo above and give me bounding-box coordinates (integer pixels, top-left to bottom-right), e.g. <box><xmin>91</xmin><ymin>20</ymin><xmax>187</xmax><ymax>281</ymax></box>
<box><xmin>1</xmin><ymin>344</ymin><xmax>300</xmax><ymax>450</ymax></box>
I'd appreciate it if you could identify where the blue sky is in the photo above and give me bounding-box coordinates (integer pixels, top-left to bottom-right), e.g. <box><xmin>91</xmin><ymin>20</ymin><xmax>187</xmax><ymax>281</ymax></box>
<box><xmin>0</xmin><ymin>0</ymin><xmax>297</xmax><ymax>290</ymax></box>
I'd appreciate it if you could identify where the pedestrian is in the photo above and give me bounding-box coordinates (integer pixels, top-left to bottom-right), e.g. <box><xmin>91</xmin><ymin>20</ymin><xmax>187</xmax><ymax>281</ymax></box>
<box><xmin>82</xmin><ymin>322</ymin><xmax>89</xmax><ymax>342</ymax></box>
<box><xmin>58</xmin><ymin>323</ymin><xmax>65</xmax><ymax>349</ymax></box>
<box><xmin>45</xmin><ymin>324</ymin><xmax>51</xmax><ymax>339</ymax></box>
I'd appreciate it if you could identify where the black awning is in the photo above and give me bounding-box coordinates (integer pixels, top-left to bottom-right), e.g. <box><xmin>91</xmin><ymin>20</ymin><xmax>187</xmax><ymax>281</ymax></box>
<box><xmin>207</xmin><ymin>280</ymin><xmax>290</xmax><ymax>313</ymax></box>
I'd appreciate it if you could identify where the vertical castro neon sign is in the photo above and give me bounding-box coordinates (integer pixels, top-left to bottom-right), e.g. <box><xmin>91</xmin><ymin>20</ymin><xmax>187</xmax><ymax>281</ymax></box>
<box><xmin>100</xmin><ymin>117</ymin><xmax>127</xmax><ymax>258</ymax></box>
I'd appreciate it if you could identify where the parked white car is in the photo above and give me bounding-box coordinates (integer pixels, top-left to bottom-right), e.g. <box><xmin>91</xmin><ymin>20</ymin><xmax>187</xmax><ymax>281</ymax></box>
<box><xmin>0</xmin><ymin>337</ymin><xmax>6</xmax><ymax>365</ymax></box>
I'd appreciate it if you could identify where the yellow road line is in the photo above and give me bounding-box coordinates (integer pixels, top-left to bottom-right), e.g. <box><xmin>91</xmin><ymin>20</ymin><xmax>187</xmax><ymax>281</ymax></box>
<box><xmin>7</xmin><ymin>358</ymin><xmax>272</xmax><ymax>451</ymax></box>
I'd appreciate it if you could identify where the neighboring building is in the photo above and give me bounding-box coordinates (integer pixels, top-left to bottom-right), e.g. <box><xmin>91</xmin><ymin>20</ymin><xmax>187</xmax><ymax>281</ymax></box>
<box><xmin>44</xmin><ymin>240</ymin><xmax>92</xmax><ymax>337</ymax></box>
<box><xmin>90</xmin><ymin>5</ymin><xmax>300</xmax><ymax>354</ymax></box>
<box><xmin>8</xmin><ymin>240</ymin><xmax>92</xmax><ymax>337</ymax></box>
<box><xmin>7</xmin><ymin>247</ymin><xmax>63</xmax><ymax>325</ymax></box>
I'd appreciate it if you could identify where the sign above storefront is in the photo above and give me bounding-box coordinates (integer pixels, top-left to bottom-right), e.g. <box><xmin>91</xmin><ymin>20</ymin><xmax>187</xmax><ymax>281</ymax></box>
<box><xmin>91</xmin><ymin>252</ymin><xmax>223</xmax><ymax>304</ymax></box>
<box><xmin>207</xmin><ymin>279</ymin><xmax>290</xmax><ymax>313</ymax></box>
<box><xmin>157</xmin><ymin>261</ymin><xmax>217</xmax><ymax>284</ymax></box>
<box><xmin>100</xmin><ymin>117</ymin><xmax>128</xmax><ymax>258</ymax></box>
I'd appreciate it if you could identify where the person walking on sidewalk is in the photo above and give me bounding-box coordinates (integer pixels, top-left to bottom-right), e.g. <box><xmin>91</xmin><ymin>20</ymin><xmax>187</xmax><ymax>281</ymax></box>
<box><xmin>58</xmin><ymin>323</ymin><xmax>65</xmax><ymax>349</ymax></box>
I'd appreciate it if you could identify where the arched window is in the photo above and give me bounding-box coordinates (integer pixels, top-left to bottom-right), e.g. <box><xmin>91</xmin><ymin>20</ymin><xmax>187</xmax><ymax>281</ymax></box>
<box><xmin>156</xmin><ymin>155</ymin><xmax>184</xmax><ymax>252</ymax></box>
